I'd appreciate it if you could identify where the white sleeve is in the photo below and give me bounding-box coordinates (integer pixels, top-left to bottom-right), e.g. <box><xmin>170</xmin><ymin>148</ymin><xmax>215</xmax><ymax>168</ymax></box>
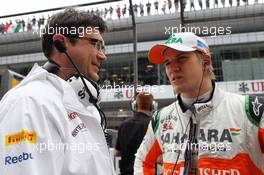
<box><xmin>134</xmin><ymin>117</ymin><xmax>162</xmax><ymax>175</ymax></box>
<box><xmin>0</xmin><ymin>96</ymin><xmax>66</xmax><ymax>175</ymax></box>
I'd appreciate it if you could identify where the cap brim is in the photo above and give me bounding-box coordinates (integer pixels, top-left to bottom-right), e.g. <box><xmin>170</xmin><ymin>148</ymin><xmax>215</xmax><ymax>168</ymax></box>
<box><xmin>148</xmin><ymin>44</ymin><xmax>196</xmax><ymax>64</ymax></box>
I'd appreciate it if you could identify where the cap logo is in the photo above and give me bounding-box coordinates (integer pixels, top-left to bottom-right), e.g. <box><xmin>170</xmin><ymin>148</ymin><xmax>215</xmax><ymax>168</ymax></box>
<box><xmin>165</xmin><ymin>37</ymin><xmax>183</xmax><ymax>44</ymax></box>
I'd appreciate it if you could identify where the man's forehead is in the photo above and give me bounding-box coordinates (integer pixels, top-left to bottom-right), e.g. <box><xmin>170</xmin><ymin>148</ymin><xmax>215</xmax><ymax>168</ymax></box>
<box><xmin>84</xmin><ymin>32</ymin><xmax>105</xmax><ymax>44</ymax></box>
<box><xmin>163</xmin><ymin>48</ymin><xmax>187</xmax><ymax>58</ymax></box>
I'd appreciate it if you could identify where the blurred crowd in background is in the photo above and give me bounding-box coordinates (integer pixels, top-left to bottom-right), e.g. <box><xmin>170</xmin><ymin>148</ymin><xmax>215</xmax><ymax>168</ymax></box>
<box><xmin>0</xmin><ymin>0</ymin><xmax>261</xmax><ymax>35</ymax></box>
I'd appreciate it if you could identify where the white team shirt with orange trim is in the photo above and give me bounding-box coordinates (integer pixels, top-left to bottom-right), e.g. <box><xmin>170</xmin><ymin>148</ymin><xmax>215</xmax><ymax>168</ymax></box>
<box><xmin>134</xmin><ymin>86</ymin><xmax>264</xmax><ymax>175</ymax></box>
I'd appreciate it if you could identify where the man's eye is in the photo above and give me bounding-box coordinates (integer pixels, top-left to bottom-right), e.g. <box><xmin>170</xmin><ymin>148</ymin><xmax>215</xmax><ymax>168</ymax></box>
<box><xmin>175</xmin><ymin>56</ymin><xmax>187</xmax><ymax>62</ymax></box>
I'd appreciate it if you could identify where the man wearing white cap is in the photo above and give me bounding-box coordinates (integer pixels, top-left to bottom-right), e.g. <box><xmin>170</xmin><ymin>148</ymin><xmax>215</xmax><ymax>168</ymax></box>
<box><xmin>134</xmin><ymin>32</ymin><xmax>264</xmax><ymax>175</ymax></box>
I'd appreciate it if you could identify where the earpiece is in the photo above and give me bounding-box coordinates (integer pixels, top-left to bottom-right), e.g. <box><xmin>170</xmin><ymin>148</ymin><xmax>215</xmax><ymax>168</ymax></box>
<box><xmin>53</xmin><ymin>40</ymin><xmax>66</xmax><ymax>53</ymax></box>
<box><xmin>204</xmin><ymin>60</ymin><xmax>209</xmax><ymax>65</ymax></box>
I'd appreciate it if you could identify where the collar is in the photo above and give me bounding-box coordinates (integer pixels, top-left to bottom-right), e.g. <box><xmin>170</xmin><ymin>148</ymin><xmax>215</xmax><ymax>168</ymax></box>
<box><xmin>24</xmin><ymin>64</ymin><xmax>88</xmax><ymax>115</ymax></box>
<box><xmin>68</xmin><ymin>75</ymin><xmax>100</xmax><ymax>107</ymax></box>
<box><xmin>134</xmin><ymin>111</ymin><xmax>151</xmax><ymax>118</ymax></box>
<box><xmin>177</xmin><ymin>81</ymin><xmax>216</xmax><ymax>113</ymax></box>
<box><xmin>42</xmin><ymin>61</ymin><xmax>60</xmax><ymax>74</ymax></box>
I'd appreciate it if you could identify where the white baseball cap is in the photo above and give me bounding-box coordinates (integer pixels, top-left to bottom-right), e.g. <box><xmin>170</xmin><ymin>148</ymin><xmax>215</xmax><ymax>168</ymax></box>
<box><xmin>148</xmin><ymin>32</ymin><xmax>210</xmax><ymax>64</ymax></box>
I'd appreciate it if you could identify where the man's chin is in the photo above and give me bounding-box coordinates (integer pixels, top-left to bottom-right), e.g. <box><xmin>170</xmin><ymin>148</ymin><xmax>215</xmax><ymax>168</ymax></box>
<box><xmin>173</xmin><ymin>86</ymin><xmax>183</xmax><ymax>94</ymax></box>
<box><xmin>89</xmin><ymin>74</ymin><xmax>99</xmax><ymax>82</ymax></box>
<box><xmin>82</xmin><ymin>73</ymin><xmax>99</xmax><ymax>82</ymax></box>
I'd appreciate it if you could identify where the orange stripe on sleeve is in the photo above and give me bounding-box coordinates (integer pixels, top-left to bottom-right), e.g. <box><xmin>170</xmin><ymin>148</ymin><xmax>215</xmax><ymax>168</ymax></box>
<box><xmin>259</xmin><ymin>128</ymin><xmax>264</xmax><ymax>153</ymax></box>
<box><xmin>229</xmin><ymin>128</ymin><xmax>241</xmax><ymax>132</ymax></box>
<box><xmin>142</xmin><ymin>139</ymin><xmax>162</xmax><ymax>175</ymax></box>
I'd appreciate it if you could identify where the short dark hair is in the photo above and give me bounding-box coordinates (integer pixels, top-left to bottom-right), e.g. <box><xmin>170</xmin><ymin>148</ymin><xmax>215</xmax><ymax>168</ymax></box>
<box><xmin>42</xmin><ymin>8</ymin><xmax>107</xmax><ymax>59</ymax></box>
<box><xmin>136</xmin><ymin>92</ymin><xmax>154</xmax><ymax>111</ymax></box>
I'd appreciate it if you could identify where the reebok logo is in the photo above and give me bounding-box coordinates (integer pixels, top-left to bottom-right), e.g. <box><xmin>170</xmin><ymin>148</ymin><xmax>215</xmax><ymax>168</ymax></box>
<box><xmin>5</xmin><ymin>152</ymin><xmax>33</xmax><ymax>165</ymax></box>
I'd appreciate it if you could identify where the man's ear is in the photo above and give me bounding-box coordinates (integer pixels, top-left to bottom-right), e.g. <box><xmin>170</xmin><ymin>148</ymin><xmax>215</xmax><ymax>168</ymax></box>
<box><xmin>52</xmin><ymin>34</ymin><xmax>68</xmax><ymax>53</ymax></box>
<box><xmin>52</xmin><ymin>34</ymin><xmax>65</xmax><ymax>43</ymax></box>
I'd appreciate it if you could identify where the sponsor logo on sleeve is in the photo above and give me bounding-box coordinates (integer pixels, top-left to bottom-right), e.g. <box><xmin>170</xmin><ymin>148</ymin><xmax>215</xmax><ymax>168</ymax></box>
<box><xmin>68</xmin><ymin>112</ymin><xmax>79</xmax><ymax>120</ymax></box>
<box><xmin>5</xmin><ymin>130</ymin><xmax>36</xmax><ymax>146</ymax></box>
<box><xmin>252</xmin><ymin>97</ymin><xmax>263</xmax><ymax>116</ymax></box>
<box><xmin>162</xmin><ymin>121</ymin><xmax>174</xmax><ymax>132</ymax></box>
<box><xmin>5</xmin><ymin>152</ymin><xmax>33</xmax><ymax>165</ymax></box>
<box><xmin>72</xmin><ymin>123</ymin><xmax>87</xmax><ymax>137</ymax></box>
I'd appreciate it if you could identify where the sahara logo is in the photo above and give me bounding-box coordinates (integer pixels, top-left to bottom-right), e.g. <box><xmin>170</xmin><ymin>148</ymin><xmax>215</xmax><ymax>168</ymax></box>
<box><xmin>164</xmin><ymin>35</ymin><xmax>183</xmax><ymax>45</ymax></box>
<box><xmin>161</xmin><ymin>128</ymin><xmax>234</xmax><ymax>145</ymax></box>
<box><xmin>5</xmin><ymin>130</ymin><xmax>36</xmax><ymax>146</ymax></box>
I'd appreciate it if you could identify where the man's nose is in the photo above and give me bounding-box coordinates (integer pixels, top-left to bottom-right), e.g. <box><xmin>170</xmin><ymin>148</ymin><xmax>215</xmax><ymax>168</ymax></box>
<box><xmin>173</xmin><ymin>66</ymin><xmax>181</xmax><ymax>72</ymax></box>
<box><xmin>168</xmin><ymin>61</ymin><xmax>181</xmax><ymax>71</ymax></box>
<box><xmin>97</xmin><ymin>52</ymin><xmax>107</xmax><ymax>61</ymax></box>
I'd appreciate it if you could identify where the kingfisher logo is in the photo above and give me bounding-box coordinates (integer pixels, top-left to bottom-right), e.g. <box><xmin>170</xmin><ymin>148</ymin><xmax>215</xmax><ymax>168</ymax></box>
<box><xmin>199</xmin><ymin>168</ymin><xmax>240</xmax><ymax>175</ymax></box>
<box><xmin>5</xmin><ymin>130</ymin><xmax>36</xmax><ymax>146</ymax></box>
<box><xmin>164</xmin><ymin>167</ymin><xmax>240</xmax><ymax>175</ymax></box>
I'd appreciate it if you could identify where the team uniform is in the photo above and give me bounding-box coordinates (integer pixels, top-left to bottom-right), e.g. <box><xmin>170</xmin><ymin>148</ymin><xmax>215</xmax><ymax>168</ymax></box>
<box><xmin>0</xmin><ymin>64</ymin><xmax>116</xmax><ymax>175</ymax></box>
<box><xmin>134</xmin><ymin>84</ymin><xmax>264</xmax><ymax>175</ymax></box>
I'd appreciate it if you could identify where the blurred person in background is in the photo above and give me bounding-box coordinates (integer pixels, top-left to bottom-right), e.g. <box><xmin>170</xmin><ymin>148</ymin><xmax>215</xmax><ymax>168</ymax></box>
<box><xmin>162</xmin><ymin>1</ymin><xmax>167</xmax><ymax>14</ymax></box>
<box><xmin>146</xmin><ymin>1</ymin><xmax>151</xmax><ymax>15</ymax></box>
<box><xmin>122</xmin><ymin>4</ymin><xmax>127</xmax><ymax>17</ymax></box>
<box><xmin>168</xmin><ymin>0</ymin><xmax>172</xmax><ymax>13</ymax></box>
<box><xmin>174</xmin><ymin>0</ymin><xmax>179</xmax><ymax>12</ymax></box>
<box><xmin>116</xmin><ymin>5</ymin><xmax>121</xmax><ymax>19</ymax></box>
<box><xmin>154</xmin><ymin>0</ymin><xmax>159</xmax><ymax>14</ymax></box>
<box><xmin>115</xmin><ymin>91</ymin><xmax>157</xmax><ymax>175</ymax></box>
